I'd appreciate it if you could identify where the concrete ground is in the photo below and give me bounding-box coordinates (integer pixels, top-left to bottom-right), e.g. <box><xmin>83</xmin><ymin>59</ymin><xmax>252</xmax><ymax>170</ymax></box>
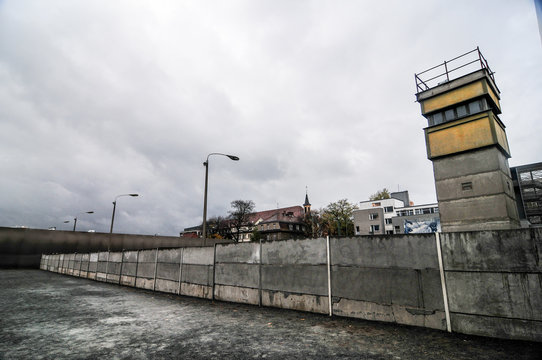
<box><xmin>0</xmin><ymin>270</ymin><xmax>540</xmax><ymax>360</ymax></box>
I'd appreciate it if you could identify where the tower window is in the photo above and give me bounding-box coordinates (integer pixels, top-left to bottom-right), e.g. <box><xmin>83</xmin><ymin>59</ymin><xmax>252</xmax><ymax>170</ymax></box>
<box><xmin>456</xmin><ymin>104</ymin><xmax>468</xmax><ymax>117</ymax></box>
<box><xmin>432</xmin><ymin>112</ymin><xmax>443</xmax><ymax>125</ymax></box>
<box><xmin>462</xmin><ymin>182</ymin><xmax>473</xmax><ymax>191</ymax></box>
<box><xmin>468</xmin><ymin>100</ymin><xmax>482</xmax><ymax>114</ymax></box>
<box><xmin>444</xmin><ymin>109</ymin><xmax>455</xmax><ymax>121</ymax></box>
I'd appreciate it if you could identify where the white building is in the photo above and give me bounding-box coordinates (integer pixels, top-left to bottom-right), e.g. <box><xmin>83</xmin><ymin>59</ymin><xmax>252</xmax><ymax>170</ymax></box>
<box><xmin>354</xmin><ymin>198</ymin><xmax>405</xmax><ymax>235</ymax></box>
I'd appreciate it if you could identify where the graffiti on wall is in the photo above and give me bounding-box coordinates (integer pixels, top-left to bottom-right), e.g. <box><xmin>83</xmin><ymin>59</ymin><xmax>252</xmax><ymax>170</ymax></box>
<box><xmin>404</xmin><ymin>217</ymin><xmax>441</xmax><ymax>233</ymax></box>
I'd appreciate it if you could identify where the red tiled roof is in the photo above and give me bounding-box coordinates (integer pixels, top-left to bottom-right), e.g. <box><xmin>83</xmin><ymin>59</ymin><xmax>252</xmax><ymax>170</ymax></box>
<box><xmin>248</xmin><ymin>206</ymin><xmax>304</xmax><ymax>224</ymax></box>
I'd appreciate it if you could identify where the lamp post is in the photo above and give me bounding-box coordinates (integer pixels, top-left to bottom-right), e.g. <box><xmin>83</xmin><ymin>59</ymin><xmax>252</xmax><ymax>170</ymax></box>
<box><xmin>73</xmin><ymin>211</ymin><xmax>94</xmax><ymax>232</ymax></box>
<box><xmin>110</xmin><ymin>194</ymin><xmax>139</xmax><ymax>234</ymax></box>
<box><xmin>202</xmin><ymin>153</ymin><xmax>239</xmax><ymax>245</ymax></box>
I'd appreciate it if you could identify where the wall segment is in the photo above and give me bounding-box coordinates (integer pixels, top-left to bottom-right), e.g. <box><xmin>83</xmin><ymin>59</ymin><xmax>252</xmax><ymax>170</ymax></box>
<box><xmin>40</xmin><ymin>230</ymin><xmax>542</xmax><ymax>342</ymax></box>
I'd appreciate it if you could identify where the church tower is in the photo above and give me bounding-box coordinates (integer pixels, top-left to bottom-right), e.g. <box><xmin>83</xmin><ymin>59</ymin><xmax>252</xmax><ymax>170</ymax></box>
<box><xmin>415</xmin><ymin>48</ymin><xmax>519</xmax><ymax>232</ymax></box>
<box><xmin>303</xmin><ymin>188</ymin><xmax>311</xmax><ymax>214</ymax></box>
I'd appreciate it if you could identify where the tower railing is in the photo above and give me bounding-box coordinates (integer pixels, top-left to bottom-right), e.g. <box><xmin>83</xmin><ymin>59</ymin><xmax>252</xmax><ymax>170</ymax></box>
<box><xmin>415</xmin><ymin>47</ymin><xmax>495</xmax><ymax>94</ymax></box>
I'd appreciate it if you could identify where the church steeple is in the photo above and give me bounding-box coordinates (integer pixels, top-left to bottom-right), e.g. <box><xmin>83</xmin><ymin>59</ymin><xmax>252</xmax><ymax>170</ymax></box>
<box><xmin>303</xmin><ymin>187</ymin><xmax>311</xmax><ymax>214</ymax></box>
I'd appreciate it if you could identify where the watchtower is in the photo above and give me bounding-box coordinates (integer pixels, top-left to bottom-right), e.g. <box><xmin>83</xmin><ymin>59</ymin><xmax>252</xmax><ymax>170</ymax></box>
<box><xmin>415</xmin><ymin>48</ymin><xmax>519</xmax><ymax>232</ymax></box>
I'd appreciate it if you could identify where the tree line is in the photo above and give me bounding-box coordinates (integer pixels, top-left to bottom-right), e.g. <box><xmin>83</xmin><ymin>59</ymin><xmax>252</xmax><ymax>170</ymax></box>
<box><xmin>204</xmin><ymin>188</ymin><xmax>390</xmax><ymax>241</ymax></box>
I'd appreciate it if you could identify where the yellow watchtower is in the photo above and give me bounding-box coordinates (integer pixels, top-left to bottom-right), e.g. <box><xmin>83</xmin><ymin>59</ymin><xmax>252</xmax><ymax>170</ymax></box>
<box><xmin>415</xmin><ymin>48</ymin><xmax>519</xmax><ymax>232</ymax></box>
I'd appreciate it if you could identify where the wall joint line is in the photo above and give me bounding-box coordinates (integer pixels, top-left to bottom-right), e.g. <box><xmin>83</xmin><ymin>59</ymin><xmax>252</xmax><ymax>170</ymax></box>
<box><xmin>436</xmin><ymin>232</ymin><xmax>452</xmax><ymax>332</ymax></box>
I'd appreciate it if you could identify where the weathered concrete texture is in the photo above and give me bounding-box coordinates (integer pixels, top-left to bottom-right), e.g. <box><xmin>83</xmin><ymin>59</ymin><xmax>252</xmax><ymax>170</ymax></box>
<box><xmin>156</xmin><ymin>262</ymin><xmax>180</xmax><ymax>281</ymax></box>
<box><xmin>262</xmin><ymin>264</ymin><xmax>328</xmax><ymax>296</ymax></box>
<box><xmin>262</xmin><ymin>290</ymin><xmax>328</xmax><ymax>314</ymax></box>
<box><xmin>181</xmin><ymin>282</ymin><xmax>212</xmax><ymax>299</ymax></box>
<box><xmin>431</xmin><ymin>144</ymin><xmax>519</xmax><ymax>233</ymax></box>
<box><xmin>215</xmin><ymin>284</ymin><xmax>259</xmax><ymax>305</ymax></box>
<box><xmin>120</xmin><ymin>262</ymin><xmax>137</xmax><ymax>276</ymax></box>
<box><xmin>120</xmin><ymin>275</ymin><xmax>136</xmax><ymax>287</ymax></box>
<box><xmin>135</xmin><ymin>277</ymin><xmax>154</xmax><ymax>290</ymax></box>
<box><xmin>155</xmin><ymin>278</ymin><xmax>179</xmax><ymax>294</ymax></box>
<box><xmin>122</xmin><ymin>250</ymin><xmax>138</xmax><ymax>262</ymax></box>
<box><xmin>435</xmin><ymin>170</ymin><xmax>515</xmax><ymax>201</ymax></box>
<box><xmin>451</xmin><ymin>313</ymin><xmax>542</xmax><ymax>342</ymax></box>
<box><xmin>441</xmin><ymin>230</ymin><xmax>541</xmax><ymax>272</ymax></box>
<box><xmin>438</xmin><ymin>194</ymin><xmax>519</xmax><ymax>223</ymax></box>
<box><xmin>181</xmin><ymin>264</ymin><xmax>213</xmax><ymax>286</ymax></box>
<box><xmin>333</xmin><ymin>298</ymin><xmax>447</xmax><ymax>330</ymax></box>
<box><xmin>331</xmin><ymin>267</ymin><xmax>443</xmax><ymax>310</ymax></box>
<box><xmin>138</xmin><ymin>249</ymin><xmax>157</xmax><ymax>263</ymax></box>
<box><xmin>217</xmin><ymin>242</ymin><xmax>259</xmax><ymax>263</ymax></box>
<box><xmin>182</xmin><ymin>247</ymin><xmax>213</xmax><ymax>265</ymax></box>
<box><xmin>441</xmin><ymin>229</ymin><xmax>542</xmax><ymax>341</ymax></box>
<box><xmin>136</xmin><ymin>263</ymin><xmax>155</xmax><ymax>279</ymax></box>
<box><xmin>263</xmin><ymin>237</ymin><xmax>326</xmax><ymax>265</ymax></box>
<box><xmin>446</xmin><ymin>272</ymin><xmax>542</xmax><ymax>320</ymax></box>
<box><xmin>215</xmin><ymin>263</ymin><xmax>259</xmax><ymax>288</ymax></box>
<box><xmin>331</xmin><ymin>235</ymin><xmax>438</xmax><ymax>269</ymax></box>
<box><xmin>432</xmin><ymin>146</ymin><xmax>511</xmax><ymax>181</ymax></box>
<box><xmin>157</xmin><ymin>248</ymin><xmax>182</xmax><ymax>263</ymax></box>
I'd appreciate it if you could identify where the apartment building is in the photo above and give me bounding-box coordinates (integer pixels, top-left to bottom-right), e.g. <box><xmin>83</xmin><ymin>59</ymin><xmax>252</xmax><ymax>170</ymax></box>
<box><xmin>354</xmin><ymin>191</ymin><xmax>441</xmax><ymax>235</ymax></box>
<box><xmin>354</xmin><ymin>197</ymin><xmax>405</xmax><ymax>235</ymax></box>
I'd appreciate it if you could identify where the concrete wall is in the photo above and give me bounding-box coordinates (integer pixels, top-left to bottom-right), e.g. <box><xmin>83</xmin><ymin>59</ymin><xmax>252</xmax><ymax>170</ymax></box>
<box><xmin>40</xmin><ymin>229</ymin><xmax>542</xmax><ymax>342</ymax></box>
<box><xmin>330</xmin><ymin>235</ymin><xmax>445</xmax><ymax>330</ymax></box>
<box><xmin>1</xmin><ymin>227</ymin><xmax>231</xmax><ymax>268</ymax></box>
<box><xmin>440</xmin><ymin>229</ymin><xmax>542</xmax><ymax>341</ymax></box>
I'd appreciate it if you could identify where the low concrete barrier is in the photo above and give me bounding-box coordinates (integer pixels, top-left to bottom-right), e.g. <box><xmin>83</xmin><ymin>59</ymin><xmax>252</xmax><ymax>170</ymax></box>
<box><xmin>1</xmin><ymin>226</ymin><xmax>231</xmax><ymax>268</ymax></box>
<box><xmin>40</xmin><ymin>229</ymin><xmax>542</xmax><ymax>342</ymax></box>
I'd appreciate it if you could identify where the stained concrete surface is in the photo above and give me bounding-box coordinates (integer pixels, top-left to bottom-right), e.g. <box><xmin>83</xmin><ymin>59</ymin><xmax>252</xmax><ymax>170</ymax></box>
<box><xmin>1</xmin><ymin>270</ymin><xmax>541</xmax><ymax>360</ymax></box>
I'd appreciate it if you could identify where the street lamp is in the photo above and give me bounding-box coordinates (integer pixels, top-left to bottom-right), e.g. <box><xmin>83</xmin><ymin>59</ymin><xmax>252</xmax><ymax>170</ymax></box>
<box><xmin>202</xmin><ymin>153</ymin><xmax>239</xmax><ymax>244</ymax></box>
<box><xmin>110</xmin><ymin>194</ymin><xmax>139</xmax><ymax>234</ymax></box>
<box><xmin>73</xmin><ymin>211</ymin><xmax>94</xmax><ymax>232</ymax></box>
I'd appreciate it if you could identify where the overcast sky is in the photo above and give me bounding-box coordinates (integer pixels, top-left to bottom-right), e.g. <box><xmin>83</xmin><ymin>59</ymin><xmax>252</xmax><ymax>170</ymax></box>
<box><xmin>1</xmin><ymin>0</ymin><xmax>541</xmax><ymax>235</ymax></box>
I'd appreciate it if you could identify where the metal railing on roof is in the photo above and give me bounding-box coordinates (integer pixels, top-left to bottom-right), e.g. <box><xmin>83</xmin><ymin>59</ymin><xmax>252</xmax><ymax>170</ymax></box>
<box><xmin>415</xmin><ymin>47</ymin><xmax>495</xmax><ymax>94</ymax></box>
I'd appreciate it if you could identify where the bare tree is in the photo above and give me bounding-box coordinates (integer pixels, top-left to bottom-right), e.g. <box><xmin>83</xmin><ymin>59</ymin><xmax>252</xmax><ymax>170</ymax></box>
<box><xmin>206</xmin><ymin>216</ymin><xmax>231</xmax><ymax>239</ymax></box>
<box><xmin>228</xmin><ymin>200</ymin><xmax>255</xmax><ymax>242</ymax></box>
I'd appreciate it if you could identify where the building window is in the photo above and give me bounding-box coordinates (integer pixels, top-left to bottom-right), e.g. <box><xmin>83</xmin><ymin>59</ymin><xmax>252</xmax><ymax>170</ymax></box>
<box><xmin>356</xmin><ymin>226</ymin><xmax>360</xmax><ymax>233</ymax></box>
<box><xmin>370</xmin><ymin>225</ymin><xmax>380</xmax><ymax>233</ymax></box>
<box><xmin>386</xmin><ymin>230</ymin><xmax>394</xmax><ymax>235</ymax></box>
<box><xmin>444</xmin><ymin>108</ymin><xmax>455</xmax><ymax>121</ymax></box>
<box><xmin>384</xmin><ymin>206</ymin><xmax>393</xmax><ymax>213</ymax></box>
<box><xmin>394</xmin><ymin>226</ymin><xmax>401</xmax><ymax>234</ymax></box>
<box><xmin>369</xmin><ymin>213</ymin><xmax>378</xmax><ymax>220</ymax></box>
<box><xmin>385</xmin><ymin>218</ymin><xmax>392</xmax><ymax>225</ymax></box>
<box><xmin>372</xmin><ymin>202</ymin><xmax>381</xmax><ymax>207</ymax></box>
<box><xmin>289</xmin><ymin>224</ymin><xmax>293</xmax><ymax>230</ymax></box>
<box><xmin>432</xmin><ymin>112</ymin><xmax>443</xmax><ymax>125</ymax></box>
<box><xmin>456</xmin><ymin>104</ymin><xmax>468</xmax><ymax>117</ymax></box>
